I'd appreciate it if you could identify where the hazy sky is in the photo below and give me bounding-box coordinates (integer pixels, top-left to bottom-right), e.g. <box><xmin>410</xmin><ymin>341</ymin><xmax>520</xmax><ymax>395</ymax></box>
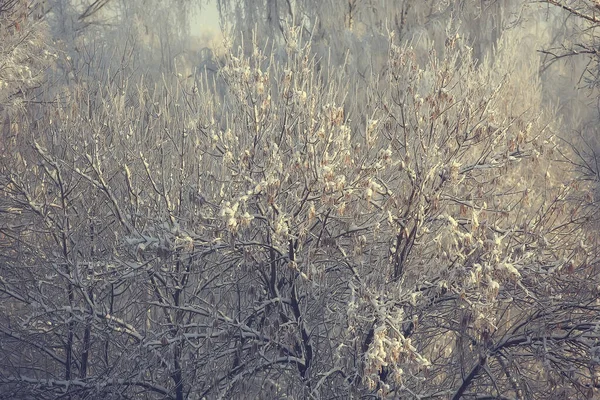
<box><xmin>190</xmin><ymin>0</ymin><xmax>221</xmax><ymax>36</ymax></box>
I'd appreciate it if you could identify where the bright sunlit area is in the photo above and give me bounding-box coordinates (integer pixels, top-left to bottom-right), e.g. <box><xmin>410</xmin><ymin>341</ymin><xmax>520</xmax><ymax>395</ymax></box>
<box><xmin>190</xmin><ymin>0</ymin><xmax>221</xmax><ymax>35</ymax></box>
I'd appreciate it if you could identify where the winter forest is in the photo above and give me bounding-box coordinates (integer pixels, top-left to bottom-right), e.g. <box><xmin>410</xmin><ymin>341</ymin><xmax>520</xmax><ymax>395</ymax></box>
<box><xmin>3</xmin><ymin>0</ymin><xmax>600</xmax><ymax>399</ymax></box>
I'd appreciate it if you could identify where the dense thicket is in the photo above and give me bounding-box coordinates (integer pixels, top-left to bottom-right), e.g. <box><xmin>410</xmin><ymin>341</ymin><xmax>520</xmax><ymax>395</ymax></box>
<box><xmin>1</xmin><ymin>1</ymin><xmax>600</xmax><ymax>399</ymax></box>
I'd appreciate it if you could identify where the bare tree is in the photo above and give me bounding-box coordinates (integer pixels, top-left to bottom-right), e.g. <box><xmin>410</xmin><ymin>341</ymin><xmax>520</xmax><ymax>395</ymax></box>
<box><xmin>538</xmin><ymin>0</ymin><xmax>600</xmax><ymax>93</ymax></box>
<box><xmin>1</xmin><ymin>1</ymin><xmax>600</xmax><ymax>399</ymax></box>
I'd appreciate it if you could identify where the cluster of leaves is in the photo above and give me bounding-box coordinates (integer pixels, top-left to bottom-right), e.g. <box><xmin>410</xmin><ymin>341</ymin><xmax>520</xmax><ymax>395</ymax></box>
<box><xmin>1</xmin><ymin>1</ymin><xmax>600</xmax><ymax>399</ymax></box>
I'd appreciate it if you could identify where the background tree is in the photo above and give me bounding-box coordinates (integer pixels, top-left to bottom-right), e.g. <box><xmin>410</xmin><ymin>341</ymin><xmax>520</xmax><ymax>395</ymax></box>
<box><xmin>538</xmin><ymin>0</ymin><xmax>600</xmax><ymax>203</ymax></box>
<box><xmin>539</xmin><ymin>0</ymin><xmax>600</xmax><ymax>90</ymax></box>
